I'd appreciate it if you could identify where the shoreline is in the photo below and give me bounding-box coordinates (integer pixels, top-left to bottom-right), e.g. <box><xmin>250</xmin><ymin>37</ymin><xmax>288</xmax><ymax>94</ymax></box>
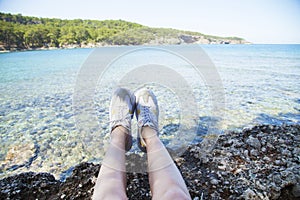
<box><xmin>1</xmin><ymin>123</ymin><xmax>299</xmax><ymax>199</ymax></box>
<box><xmin>0</xmin><ymin>42</ymin><xmax>253</xmax><ymax>53</ymax></box>
<box><xmin>2</xmin><ymin>43</ymin><xmax>299</xmax><ymax>54</ymax></box>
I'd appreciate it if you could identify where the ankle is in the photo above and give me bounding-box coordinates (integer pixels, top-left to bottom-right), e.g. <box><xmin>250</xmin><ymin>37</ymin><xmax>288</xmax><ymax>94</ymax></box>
<box><xmin>141</xmin><ymin>126</ymin><xmax>158</xmax><ymax>143</ymax></box>
<box><xmin>111</xmin><ymin>126</ymin><xmax>128</xmax><ymax>141</ymax></box>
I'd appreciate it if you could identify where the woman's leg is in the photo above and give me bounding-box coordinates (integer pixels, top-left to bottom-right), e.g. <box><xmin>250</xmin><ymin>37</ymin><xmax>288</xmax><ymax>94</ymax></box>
<box><xmin>92</xmin><ymin>126</ymin><xmax>128</xmax><ymax>200</ymax></box>
<box><xmin>135</xmin><ymin>89</ymin><xmax>191</xmax><ymax>200</ymax></box>
<box><xmin>93</xmin><ymin>88</ymin><xmax>135</xmax><ymax>200</ymax></box>
<box><xmin>143</xmin><ymin>127</ymin><xmax>191</xmax><ymax>200</ymax></box>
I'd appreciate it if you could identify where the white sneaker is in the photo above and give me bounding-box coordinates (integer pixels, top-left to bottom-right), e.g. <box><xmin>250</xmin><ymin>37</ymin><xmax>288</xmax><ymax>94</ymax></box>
<box><xmin>109</xmin><ymin>88</ymin><xmax>135</xmax><ymax>151</ymax></box>
<box><xmin>135</xmin><ymin>89</ymin><xmax>159</xmax><ymax>152</ymax></box>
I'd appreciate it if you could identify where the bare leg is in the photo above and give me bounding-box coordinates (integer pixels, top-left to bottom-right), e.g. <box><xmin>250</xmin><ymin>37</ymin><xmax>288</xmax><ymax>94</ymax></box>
<box><xmin>143</xmin><ymin>127</ymin><xmax>191</xmax><ymax>200</ymax></box>
<box><xmin>92</xmin><ymin>126</ymin><xmax>128</xmax><ymax>200</ymax></box>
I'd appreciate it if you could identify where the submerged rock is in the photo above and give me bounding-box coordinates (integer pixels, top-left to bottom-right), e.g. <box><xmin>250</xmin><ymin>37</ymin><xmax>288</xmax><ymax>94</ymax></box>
<box><xmin>0</xmin><ymin>141</ymin><xmax>39</xmax><ymax>172</ymax></box>
<box><xmin>0</xmin><ymin>124</ymin><xmax>299</xmax><ymax>199</ymax></box>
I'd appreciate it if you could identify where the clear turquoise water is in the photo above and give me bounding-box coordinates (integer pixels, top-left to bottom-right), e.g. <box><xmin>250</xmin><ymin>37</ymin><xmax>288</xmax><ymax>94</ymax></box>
<box><xmin>203</xmin><ymin>44</ymin><xmax>300</xmax><ymax>128</ymax></box>
<box><xmin>0</xmin><ymin>45</ymin><xmax>299</xmax><ymax>179</ymax></box>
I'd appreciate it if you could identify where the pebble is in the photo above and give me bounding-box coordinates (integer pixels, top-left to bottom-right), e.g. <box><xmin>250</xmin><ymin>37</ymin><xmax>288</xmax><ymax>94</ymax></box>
<box><xmin>278</xmin><ymin>138</ymin><xmax>285</xmax><ymax>144</ymax></box>
<box><xmin>101</xmin><ymin>124</ymin><xmax>108</xmax><ymax>129</ymax></box>
<box><xmin>282</xmin><ymin>149</ymin><xmax>291</xmax><ymax>157</ymax></box>
<box><xmin>246</xmin><ymin>136</ymin><xmax>261</xmax><ymax>149</ymax></box>
<box><xmin>250</xmin><ymin>149</ymin><xmax>259</xmax><ymax>157</ymax></box>
<box><xmin>210</xmin><ymin>178</ymin><xmax>219</xmax><ymax>185</ymax></box>
<box><xmin>243</xmin><ymin>188</ymin><xmax>256</xmax><ymax>200</ymax></box>
<box><xmin>218</xmin><ymin>165</ymin><xmax>226</xmax><ymax>170</ymax></box>
<box><xmin>266</xmin><ymin>142</ymin><xmax>274</xmax><ymax>150</ymax></box>
<box><xmin>244</xmin><ymin>149</ymin><xmax>249</xmax><ymax>158</ymax></box>
<box><xmin>292</xmin><ymin>184</ymin><xmax>300</xmax><ymax>197</ymax></box>
<box><xmin>263</xmin><ymin>156</ymin><xmax>271</xmax><ymax>162</ymax></box>
<box><xmin>275</xmin><ymin>160</ymin><xmax>281</xmax><ymax>165</ymax></box>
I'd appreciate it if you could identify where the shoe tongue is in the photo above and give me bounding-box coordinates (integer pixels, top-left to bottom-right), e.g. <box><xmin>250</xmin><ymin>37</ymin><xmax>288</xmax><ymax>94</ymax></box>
<box><xmin>142</xmin><ymin>93</ymin><xmax>149</xmax><ymax>104</ymax></box>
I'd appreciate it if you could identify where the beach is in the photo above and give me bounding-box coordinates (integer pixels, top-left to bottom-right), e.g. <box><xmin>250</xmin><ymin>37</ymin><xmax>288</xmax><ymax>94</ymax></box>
<box><xmin>0</xmin><ymin>44</ymin><xmax>299</xmax><ymax>199</ymax></box>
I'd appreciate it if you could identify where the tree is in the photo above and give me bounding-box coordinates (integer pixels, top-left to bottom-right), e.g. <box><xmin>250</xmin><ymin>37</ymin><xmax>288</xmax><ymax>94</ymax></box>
<box><xmin>47</xmin><ymin>27</ymin><xmax>60</xmax><ymax>47</ymax></box>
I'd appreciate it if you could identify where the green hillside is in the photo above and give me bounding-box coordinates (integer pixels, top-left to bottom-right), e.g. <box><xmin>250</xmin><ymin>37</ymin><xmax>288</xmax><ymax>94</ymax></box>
<box><xmin>0</xmin><ymin>12</ymin><xmax>247</xmax><ymax>51</ymax></box>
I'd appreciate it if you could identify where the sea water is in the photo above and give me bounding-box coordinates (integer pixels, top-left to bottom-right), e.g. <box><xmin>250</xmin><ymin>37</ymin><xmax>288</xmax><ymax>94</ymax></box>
<box><xmin>0</xmin><ymin>45</ymin><xmax>299</xmax><ymax>179</ymax></box>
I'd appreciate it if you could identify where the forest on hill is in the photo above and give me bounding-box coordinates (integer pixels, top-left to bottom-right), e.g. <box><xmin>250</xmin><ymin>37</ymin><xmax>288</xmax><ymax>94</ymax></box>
<box><xmin>0</xmin><ymin>12</ymin><xmax>247</xmax><ymax>51</ymax></box>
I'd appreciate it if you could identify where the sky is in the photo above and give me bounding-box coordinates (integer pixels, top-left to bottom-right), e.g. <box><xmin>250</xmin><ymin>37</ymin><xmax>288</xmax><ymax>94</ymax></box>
<box><xmin>0</xmin><ymin>0</ymin><xmax>299</xmax><ymax>44</ymax></box>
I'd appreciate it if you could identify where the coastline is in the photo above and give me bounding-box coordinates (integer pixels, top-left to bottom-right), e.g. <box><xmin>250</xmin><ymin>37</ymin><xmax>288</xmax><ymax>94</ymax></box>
<box><xmin>0</xmin><ymin>39</ymin><xmax>251</xmax><ymax>53</ymax></box>
<box><xmin>1</xmin><ymin>124</ymin><xmax>299</xmax><ymax>200</ymax></box>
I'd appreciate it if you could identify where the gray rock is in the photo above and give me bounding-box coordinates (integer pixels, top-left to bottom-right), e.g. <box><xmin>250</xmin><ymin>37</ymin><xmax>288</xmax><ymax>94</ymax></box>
<box><xmin>266</xmin><ymin>142</ymin><xmax>275</xmax><ymax>150</ymax></box>
<box><xmin>242</xmin><ymin>188</ymin><xmax>256</xmax><ymax>200</ymax></box>
<box><xmin>244</xmin><ymin>149</ymin><xmax>249</xmax><ymax>158</ymax></box>
<box><xmin>275</xmin><ymin>160</ymin><xmax>281</xmax><ymax>165</ymax></box>
<box><xmin>282</xmin><ymin>149</ymin><xmax>291</xmax><ymax>157</ymax></box>
<box><xmin>278</xmin><ymin>138</ymin><xmax>285</xmax><ymax>144</ymax></box>
<box><xmin>263</xmin><ymin>156</ymin><xmax>271</xmax><ymax>162</ymax></box>
<box><xmin>273</xmin><ymin>174</ymin><xmax>282</xmax><ymax>185</ymax></box>
<box><xmin>210</xmin><ymin>178</ymin><xmax>219</xmax><ymax>185</ymax></box>
<box><xmin>246</xmin><ymin>136</ymin><xmax>261</xmax><ymax>149</ymax></box>
<box><xmin>250</xmin><ymin>149</ymin><xmax>259</xmax><ymax>157</ymax></box>
<box><xmin>292</xmin><ymin>184</ymin><xmax>300</xmax><ymax>197</ymax></box>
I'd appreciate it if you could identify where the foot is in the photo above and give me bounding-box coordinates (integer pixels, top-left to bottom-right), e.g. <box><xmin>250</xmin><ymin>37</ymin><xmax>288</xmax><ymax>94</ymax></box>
<box><xmin>135</xmin><ymin>89</ymin><xmax>159</xmax><ymax>152</ymax></box>
<box><xmin>109</xmin><ymin>88</ymin><xmax>135</xmax><ymax>151</ymax></box>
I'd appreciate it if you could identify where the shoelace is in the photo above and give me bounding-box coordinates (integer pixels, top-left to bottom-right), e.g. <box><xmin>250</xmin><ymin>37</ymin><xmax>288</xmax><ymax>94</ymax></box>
<box><xmin>110</xmin><ymin>112</ymin><xmax>133</xmax><ymax>131</ymax></box>
<box><xmin>138</xmin><ymin>106</ymin><xmax>158</xmax><ymax>130</ymax></box>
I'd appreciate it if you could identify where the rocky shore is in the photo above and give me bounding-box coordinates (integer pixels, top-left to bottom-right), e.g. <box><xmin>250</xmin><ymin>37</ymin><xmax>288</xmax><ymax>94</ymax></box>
<box><xmin>1</xmin><ymin>124</ymin><xmax>299</xmax><ymax>200</ymax></box>
<box><xmin>0</xmin><ymin>36</ymin><xmax>249</xmax><ymax>53</ymax></box>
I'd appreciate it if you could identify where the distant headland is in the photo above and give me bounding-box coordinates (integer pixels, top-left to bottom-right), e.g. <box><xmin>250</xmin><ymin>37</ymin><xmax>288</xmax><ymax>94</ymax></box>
<box><xmin>0</xmin><ymin>12</ymin><xmax>250</xmax><ymax>52</ymax></box>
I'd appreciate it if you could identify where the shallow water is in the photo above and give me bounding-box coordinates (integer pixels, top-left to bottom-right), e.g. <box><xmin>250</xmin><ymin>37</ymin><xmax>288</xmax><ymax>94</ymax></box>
<box><xmin>0</xmin><ymin>45</ymin><xmax>299</xmax><ymax>179</ymax></box>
